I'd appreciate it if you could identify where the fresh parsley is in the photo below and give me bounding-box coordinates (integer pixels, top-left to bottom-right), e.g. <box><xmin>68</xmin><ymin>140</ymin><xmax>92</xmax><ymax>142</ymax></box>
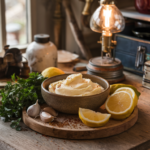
<box><xmin>0</xmin><ymin>73</ymin><xmax>47</xmax><ymax>130</ymax></box>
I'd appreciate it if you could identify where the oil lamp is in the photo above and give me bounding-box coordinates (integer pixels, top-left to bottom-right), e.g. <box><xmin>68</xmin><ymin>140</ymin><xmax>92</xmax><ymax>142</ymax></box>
<box><xmin>87</xmin><ymin>0</ymin><xmax>125</xmax><ymax>83</ymax></box>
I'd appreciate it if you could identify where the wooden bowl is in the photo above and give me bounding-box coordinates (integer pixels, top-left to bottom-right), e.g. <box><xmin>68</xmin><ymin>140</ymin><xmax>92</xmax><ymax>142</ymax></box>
<box><xmin>41</xmin><ymin>74</ymin><xmax>110</xmax><ymax>114</ymax></box>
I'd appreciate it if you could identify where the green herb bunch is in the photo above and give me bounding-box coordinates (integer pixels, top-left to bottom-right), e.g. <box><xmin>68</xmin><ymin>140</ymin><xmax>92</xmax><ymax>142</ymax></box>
<box><xmin>0</xmin><ymin>72</ymin><xmax>47</xmax><ymax>130</ymax></box>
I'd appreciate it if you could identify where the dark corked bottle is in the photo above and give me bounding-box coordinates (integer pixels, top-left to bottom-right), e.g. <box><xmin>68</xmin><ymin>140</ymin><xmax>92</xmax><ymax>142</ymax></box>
<box><xmin>135</xmin><ymin>0</ymin><xmax>150</xmax><ymax>14</ymax></box>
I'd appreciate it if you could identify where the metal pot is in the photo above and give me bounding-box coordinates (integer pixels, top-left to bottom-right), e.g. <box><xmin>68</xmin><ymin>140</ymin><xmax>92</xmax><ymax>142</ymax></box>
<box><xmin>132</xmin><ymin>27</ymin><xmax>150</xmax><ymax>39</ymax></box>
<box><xmin>0</xmin><ymin>45</ymin><xmax>22</xmax><ymax>78</ymax></box>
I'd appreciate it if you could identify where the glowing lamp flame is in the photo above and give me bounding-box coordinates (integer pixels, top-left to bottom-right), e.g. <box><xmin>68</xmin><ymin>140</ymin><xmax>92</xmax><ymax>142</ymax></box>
<box><xmin>103</xmin><ymin>6</ymin><xmax>112</xmax><ymax>28</ymax></box>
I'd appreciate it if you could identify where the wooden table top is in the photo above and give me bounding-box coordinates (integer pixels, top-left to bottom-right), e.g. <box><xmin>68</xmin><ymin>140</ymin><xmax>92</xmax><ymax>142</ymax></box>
<box><xmin>0</xmin><ymin>62</ymin><xmax>149</xmax><ymax>150</ymax></box>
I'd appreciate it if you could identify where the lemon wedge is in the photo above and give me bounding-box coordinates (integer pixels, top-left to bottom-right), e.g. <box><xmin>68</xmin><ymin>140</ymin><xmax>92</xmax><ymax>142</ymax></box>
<box><xmin>115</xmin><ymin>87</ymin><xmax>138</xmax><ymax>107</ymax></box>
<box><xmin>79</xmin><ymin>108</ymin><xmax>111</xmax><ymax>127</ymax></box>
<box><xmin>41</xmin><ymin>67</ymin><xmax>65</xmax><ymax>78</ymax></box>
<box><xmin>105</xmin><ymin>91</ymin><xmax>134</xmax><ymax>120</ymax></box>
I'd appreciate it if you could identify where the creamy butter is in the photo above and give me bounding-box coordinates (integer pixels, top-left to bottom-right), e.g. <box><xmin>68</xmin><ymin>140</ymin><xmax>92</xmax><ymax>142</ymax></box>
<box><xmin>49</xmin><ymin>73</ymin><xmax>104</xmax><ymax>96</ymax></box>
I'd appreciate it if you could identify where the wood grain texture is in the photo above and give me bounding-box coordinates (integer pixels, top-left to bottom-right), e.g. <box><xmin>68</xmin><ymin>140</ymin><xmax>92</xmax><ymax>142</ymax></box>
<box><xmin>22</xmin><ymin>106</ymin><xmax>138</xmax><ymax>140</ymax></box>
<box><xmin>0</xmin><ymin>140</ymin><xmax>16</xmax><ymax>150</ymax></box>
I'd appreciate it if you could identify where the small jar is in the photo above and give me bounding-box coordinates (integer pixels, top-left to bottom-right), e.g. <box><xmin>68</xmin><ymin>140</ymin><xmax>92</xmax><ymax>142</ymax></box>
<box><xmin>26</xmin><ymin>34</ymin><xmax>57</xmax><ymax>72</ymax></box>
<box><xmin>20</xmin><ymin>61</ymin><xmax>30</xmax><ymax>78</ymax></box>
<box><xmin>142</xmin><ymin>61</ymin><xmax>150</xmax><ymax>89</ymax></box>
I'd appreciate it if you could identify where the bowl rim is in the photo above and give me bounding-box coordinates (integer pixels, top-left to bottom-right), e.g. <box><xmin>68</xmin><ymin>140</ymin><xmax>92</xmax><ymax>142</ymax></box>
<box><xmin>41</xmin><ymin>73</ymin><xmax>110</xmax><ymax>98</ymax></box>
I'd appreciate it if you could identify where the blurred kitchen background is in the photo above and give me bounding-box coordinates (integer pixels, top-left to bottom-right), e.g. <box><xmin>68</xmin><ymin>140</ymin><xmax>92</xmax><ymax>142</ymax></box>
<box><xmin>3</xmin><ymin>0</ymin><xmax>134</xmax><ymax>58</ymax></box>
<box><xmin>5</xmin><ymin>0</ymin><xmax>27</xmax><ymax>45</ymax></box>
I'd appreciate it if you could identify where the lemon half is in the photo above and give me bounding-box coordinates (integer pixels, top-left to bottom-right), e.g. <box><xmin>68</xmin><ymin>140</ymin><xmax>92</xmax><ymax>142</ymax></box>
<box><xmin>115</xmin><ymin>87</ymin><xmax>138</xmax><ymax>107</ymax></box>
<box><xmin>79</xmin><ymin>108</ymin><xmax>111</xmax><ymax>127</ymax></box>
<box><xmin>105</xmin><ymin>91</ymin><xmax>134</xmax><ymax>120</ymax></box>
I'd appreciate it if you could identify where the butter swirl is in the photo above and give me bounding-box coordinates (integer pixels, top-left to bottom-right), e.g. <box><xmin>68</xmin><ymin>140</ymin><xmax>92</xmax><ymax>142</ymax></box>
<box><xmin>49</xmin><ymin>73</ymin><xmax>104</xmax><ymax>96</ymax></box>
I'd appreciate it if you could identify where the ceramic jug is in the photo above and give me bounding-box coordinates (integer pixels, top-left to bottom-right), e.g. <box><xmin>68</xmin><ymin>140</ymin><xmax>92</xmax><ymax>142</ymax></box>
<box><xmin>26</xmin><ymin>34</ymin><xmax>57</xmax><ymax>73</ymax></box>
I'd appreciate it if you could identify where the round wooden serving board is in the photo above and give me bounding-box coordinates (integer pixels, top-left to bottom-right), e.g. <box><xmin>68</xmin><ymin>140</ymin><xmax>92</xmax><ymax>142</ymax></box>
<box><xmin>22</xmin><ymin>106</ymin><xmax>138</xmax><ymax>140</ymax></box>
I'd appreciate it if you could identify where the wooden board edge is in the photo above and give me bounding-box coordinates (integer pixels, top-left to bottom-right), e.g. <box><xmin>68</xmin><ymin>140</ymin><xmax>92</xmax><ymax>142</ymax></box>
<box><xmin>22</xmin><ymin>107</ymin><xmax>138</xmax><ymax>140</ymax></box>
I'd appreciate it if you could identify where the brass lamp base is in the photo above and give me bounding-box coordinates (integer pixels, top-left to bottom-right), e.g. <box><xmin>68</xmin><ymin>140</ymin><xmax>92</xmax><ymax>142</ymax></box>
<box><xmin>87</xmin><ymin>57</ymin><xmax>125</xmax><ymax>84</ymax></box>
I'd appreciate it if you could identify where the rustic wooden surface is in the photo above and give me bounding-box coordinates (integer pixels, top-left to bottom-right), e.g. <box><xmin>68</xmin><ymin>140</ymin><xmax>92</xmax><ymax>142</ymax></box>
<box><xmin>23</xmin><ymin>105</ymin><xmax>138</xmax><ymax>140</ymax></box>
<box><xmin>0</xmin><ymin>62</ymin><xmax>150</xmax><ymax>150</ymax></box>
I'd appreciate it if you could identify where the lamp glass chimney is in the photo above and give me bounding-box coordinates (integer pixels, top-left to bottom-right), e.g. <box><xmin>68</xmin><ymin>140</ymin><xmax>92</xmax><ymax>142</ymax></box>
<box><xmin>90</xmin><ymin>4</ymin><xmax>125</xmax><ymax>36</ymax></box>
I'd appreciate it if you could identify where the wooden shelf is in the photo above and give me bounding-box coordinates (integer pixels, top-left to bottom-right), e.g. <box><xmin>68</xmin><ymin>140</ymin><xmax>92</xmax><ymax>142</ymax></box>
<box><xmin>121</xmin><ymin>7</ymin><xmax>150</xmax><ymax>22</ymax></box>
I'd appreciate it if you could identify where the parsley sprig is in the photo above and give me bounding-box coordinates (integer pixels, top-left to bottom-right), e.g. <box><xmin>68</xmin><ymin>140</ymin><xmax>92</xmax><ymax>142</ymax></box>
<box><xmin>0</xmin><ymin>73</ymin><xmax>47</xmax><ymax>130</ymax></box>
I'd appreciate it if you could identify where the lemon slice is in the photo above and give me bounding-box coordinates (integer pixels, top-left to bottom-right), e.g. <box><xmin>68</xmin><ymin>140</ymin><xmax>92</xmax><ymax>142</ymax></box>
<box><xmin>79</xmin><ymin>108</ymin><xmax>111</xmax><ymax>127</ymax></box>
<box><xmin>105</xmin><ymin>91</ymin><xmax>134</xmax><ymax>120</ymax></box>
<box><xmin>115</xmin><ymin>87</ymin><xmax>138</xmax><ymax>107</ymax></box>
<box><xmin>110</xmin><ymin>84</ymin><xmax>141</xmax><ymax>98</ymax></box>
